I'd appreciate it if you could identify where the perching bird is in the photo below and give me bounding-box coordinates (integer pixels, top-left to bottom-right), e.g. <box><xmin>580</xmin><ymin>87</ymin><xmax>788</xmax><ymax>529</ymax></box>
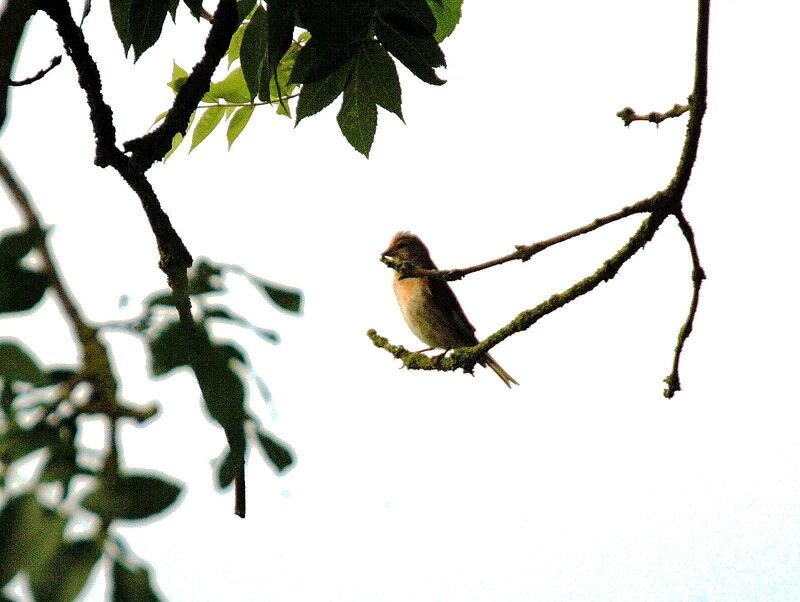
<box><xmin>382</xmin><ymin>231</ymin><xmax>518</xmax><ymax>388</ymax></box>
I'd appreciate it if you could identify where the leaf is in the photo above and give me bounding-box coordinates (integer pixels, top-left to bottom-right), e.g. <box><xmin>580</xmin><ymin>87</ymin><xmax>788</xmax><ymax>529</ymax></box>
<box><xmin>29</xmin><ymin>538</ymin><xmax>103</xmax><ymax>602</ymax></box>
<box><xmin>359</xmin><ymin>40</ymin><xmax>402</xmax><ymax>120</ymax></box>
<box><xmin>81</xmin><ymin>472</ymin><xmax>183</xmax><ymax>521</ymax></box>
<box><xmin>0</xmin><ymin>493</ymin><xmax>66</xmax><ymax>587</ymax></box>
<box><xmin>110</xmin><ymin>0</ymin><xmax>133</xmax><ymax>54</ymax></box>
<box><xmin>167</xmin><ymin>62</ymin><xmax>188</xmax><ymax>93</ymax></box>
<box><xmin>0</xmin><ymin>228</ymin><xmax>49</xmax><ymax>314</ymax></box>
<box><xmin>239</xmin><ymin>5</ymin><xmax>268</xmax><ymax>99</ymax></box>
<box><xmin>250</xmin><ymin>278</ymin><xmax>303</xmax><ymax>314</ymax></box>
<box><xmin>148</xmin><ymin>321</ymin><xmax>191</xmax><ymax>376</ymax></box>
<box><xmin>377</xmin><ymin>0</ymin><xmax>437</xmax><ymax>36</ymax></box>
<box><xmin>227</xmin><ymin>105</ymin><xmax>254</xmax><ymax>148</ymax></box>
<box><xmin>427</xmin><ymin>0</ymin><xmax>461</xmax><ymax>42</ymax></box>
<box><xmin>236</xmin><ymin>0</ymin><xmax>256</xmax><ymax>23</ymax></box>
<box><xmin>188</xmin><ymin>258</ymin><xmax>224</xmax><ymax>294</ymax></box>
<box><xmin>297</xmin><ymin>0</ymin><xmax>373</xmax><ymax>48</ymax></box>
<box><xmin>190</xmin><ymin>105</ymin><xmax>225</xmax><ymax>151</ymax></box>
<box><xmin>295</xmin><ymin>58</ymin><xmax>354</xmax><ymax>125</ymax></box>
<box><xmin>208</xmin><ymin>67</ymin><xmax>251</xmax><ymax>103</ymax></box>
<box><xmin>227</xmin><ymin>23</ymin><xmax>247</xmax><ymax>67</ymax></box>
<box><xmin>256</xmin><ymin>430</ymin><xmax>294</xmax><ymax>473</ymax></box>
<box><xmin>195</xmin><ymin>349</ymin><xmax>246</xmax><ymax>435</ymax></box>
<box><xmin>0</xmin><ymin>228</ymin><xmax>44</xmax><ymax>264</ymax></box>
<box><xmin>337</xmin><ymin>61</ymin><xmax>378</xmax><ymax>157</ymax></box>
<box><xmin>375</xmin><ymin>16</ymin><xmax>445</xmax><ymax>85</ymax></box>
<box><xmin>112</xmin><ymin>559</ymin><xmax>163</xmax><ymax>602</ymax></box>
<box><xmin>262</xmin><ymin>0</ymin><xmax>296</xmax><ymax>101</ymax></box>
<box><xmin>0</xmin><ymin>339</ymin><xmax>46</xmax><ymax>386</ymax></box>
<box><xmin>0</xmin><ymin>423</ymin><xmax>60</xmax><ymax>465</ymax></box>
<box><xmin>290</xmin><ymin>37</ymin><xmax>358</xmax><ymax>84</ymax></box>
<box><xmin>216</xmin><ymin>444</ymin><xmax>245</xmax><ymax>489</ymax></box>
<box><xmin>129</xmin><ymin>0</ymin><xmax>171</xmax><ymax>60</ymax></box>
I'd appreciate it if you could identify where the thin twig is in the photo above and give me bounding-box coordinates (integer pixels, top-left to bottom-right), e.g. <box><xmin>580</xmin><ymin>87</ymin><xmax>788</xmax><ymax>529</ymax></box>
<box><xmin>617</xmin><ymin>102</ymin><xmax>691</xmax><ymax>127</ymax></box>
<box><xmin>383</xmin><ymin>192</ymin><xmax>665</xmax><ymax>281</ymax></box>
<box><xmin>9</xmin><ymin>55</ymin><xmax>62</xmax><ymax>86</ymax></box>
<box><xmin>664</xmin><ymin>211</ymin><xmax>705</xmax><ymax>398</ymax></box>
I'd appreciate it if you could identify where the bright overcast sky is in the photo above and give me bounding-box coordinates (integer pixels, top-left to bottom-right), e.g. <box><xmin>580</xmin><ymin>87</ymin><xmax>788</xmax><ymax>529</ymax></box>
<box><xmin>2</xmin><ymin>0</ymin><xmax>800</xmax><ymax>600</ymax></box>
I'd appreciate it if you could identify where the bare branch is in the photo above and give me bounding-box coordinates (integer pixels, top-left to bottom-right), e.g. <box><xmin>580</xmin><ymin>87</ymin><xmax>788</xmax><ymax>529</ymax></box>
<box><xmin>382</xmin><ymin>192</ymin><xmax>666</xmax><ymax>281</ymax></box>
<box><xmin>617</xmin><ymin>102</ymin><xmax>690</xmax><ymax>127</ymax></box>
<box><xmin>663</xmin><ymin>211</ymin><xmax>705</xmax><ymax>398</ymax></box>
<box><xmin>8</xmin><ymin>55</ymin><xmax>62</xmax><ymax>86</ymax></box>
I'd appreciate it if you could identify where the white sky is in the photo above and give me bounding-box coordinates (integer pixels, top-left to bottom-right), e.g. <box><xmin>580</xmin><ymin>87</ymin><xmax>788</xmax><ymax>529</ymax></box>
<box><xmin>2</xmin><ymin>0</ymin><xmax>800</xmax><ymax>600</ymax></box>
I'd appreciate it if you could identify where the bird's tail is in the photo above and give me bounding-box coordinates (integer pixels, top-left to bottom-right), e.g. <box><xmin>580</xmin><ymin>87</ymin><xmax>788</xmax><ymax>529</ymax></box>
<box><xmin>481</xmin><ymin>354</ymin><xmax>519</xmax><ymax>388</ymax></box>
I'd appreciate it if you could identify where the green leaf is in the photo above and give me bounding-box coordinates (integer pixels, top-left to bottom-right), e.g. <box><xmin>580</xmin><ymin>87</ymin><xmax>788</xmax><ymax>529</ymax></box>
<box><xmin>129</xmin><ymin>0</ymin><xmax>171</xmax><ymax>60</ymax></box>
<box><xmin>337</xmin><ymin>60</ymin><xmax>378</xmax><ymax>157</ymax></box>
<box><xmin>190</xmin><ymin>105</ymin><xmax>225</xmax><ymax>151</ymax></box>
<box><xmin>427</xmin><ymin>0</ymin><xmax>461</xmax><ymax>42</ymax></box>
<box><xmin>227</xmin><ymin>22</ymin><xmax>247</xmax><ymax>66</ymax></box>
<box><xmin>148</xmin><ymin>321</ymin><xmax>191</xmax><ymax>376</ymax></box>
<box><xmin>297</xmin><ymin>0</ymin><xmax>372</xmax><ymax>48</ymax></box>
<box><xmin>208</xmin><ymin>67</ymin><xmax>251</xmax><ymax>103</ymax></box>
<box><xmin>29</xmin><ymin>538</ymin><xmax>103</xmax><ymax>602</ymax></box>
<box><xmin>0</xmin><ymin>423</ymin><xmax>60</xmax><ymax>465</ymax></box>
<box><xmin>377</xmin><ymin>0</ymin><xmax>437</xmax><ymax>36</ymax></box>
<box><xmin>0</xmin><ymin>339</ymin><xmax>46</xmax><ymax>386</ymax></box>
<box><xmin>110</xmin><ymin>0</ymin><xmax>133</xmax><ymax>54</ymax></box>
<box><xmin>144</xmin><ymin>291</ymin><xmax>174</xmax><ymax>307</ymax></box>
<box><xmin>81</xmin><ymin>472</ymin><xmax>183</xmax><ymax>521</ymax></box>
<box><xmin>167</xmin><ymin>62</ymin><xmax>189</xmax><ymax>93</ymax></box>
<box><xmin>227</xmin><ymin>106</ymin><xmax>254</xmax><ymax>148</ymax></box>
<box><xmin>0</xmin><ymin>228</ymin><xmax>49</xmax><ymax>314</ymax></box>
<box><xmin>195</xmin><ymin>349</ymin><xmax>246</xmax><ymax>435</ymax></box>
<box><xmin>112</xmin><ymin>559</ymin><xmax>163</xmax><ymax>602</ymax></box>
<box><xmin>0</xmin><ymin>493</ymin><xmax>66</xmax><ymax>587</ymax></box>
<box><xmin>290</xmin><ymin>37</ymin><xmax>357</xmax><ymax>84</ymax></box>
<box><xmin>216</xmin><ymin>444</ymin><xmax>245</xmax><ymax>489</ymax></box>
<box><xmin>256</xmin><ymin>430</ymin><xmax>294</xmax><ymax>473</ymax></box>
<box><xmin>295</xmin><ymin>58</ymin><xmax>354</xmax><ymax>124</ymax></box>
<box><xmin>360</xmin><ymin>40</ymin><xmax>402</xmax><ymax>120</ymax></box>
<box><xmin>250</xmin><ymin>278</ymin><xmax>303</xmax><ymax>314</ymax></box>
<box><xmin>188</xmin><ymin>258</ymin><xmax>224</xmax><ymax>294</ymax></box>
<box><xmin>262</xmin><ymin>0</ymin><xmax>296</xmax><ymax>101</ymax></box>
<box><xmin>375</xmin><ymin>16</ymin><xmax>445</xmax><ymax>85</ymax></box>
<box><xmin>239</xmin><ymin>5</ymin><xmax>268</xmax><ymax>99</ymax></box>
<box><xmin>167</xmin><ymin>0</ymin><xmax>179</xmax><ymax>21</ymax></box>
<box><xmin>236</xmin><ymin>0</ymin><xmax>256</xmax><ymax>23</ymax></box>
<box><xmin>0</xmin><ymin>228</ymin><xmax>44</xmax><ymax>264</ymax></box>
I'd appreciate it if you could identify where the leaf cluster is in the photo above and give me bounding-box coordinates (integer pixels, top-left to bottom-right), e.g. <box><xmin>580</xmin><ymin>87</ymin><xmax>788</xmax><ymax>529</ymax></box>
<box><xmin>144</xmin><ymin>0</ymin><xmax>462</xmax><ymax>157</ymax></box>
<box><xmin>0</xmin><ymin>226</ymin><xmax>299</xmax><ymax>599</ymax></box>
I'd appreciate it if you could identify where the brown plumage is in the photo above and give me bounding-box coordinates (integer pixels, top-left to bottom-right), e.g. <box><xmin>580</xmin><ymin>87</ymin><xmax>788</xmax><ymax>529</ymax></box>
<box><xmin>382</xmin><ymin>232</ymin><xmax>518</xmax><ymax>388</ymax></box>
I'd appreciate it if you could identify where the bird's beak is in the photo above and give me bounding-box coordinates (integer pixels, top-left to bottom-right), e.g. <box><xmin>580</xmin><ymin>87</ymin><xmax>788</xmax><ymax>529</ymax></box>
<box><xmin>381</xmin><ymin>246</ymin><xmax>395</xmax><ymax>260</ymax></box>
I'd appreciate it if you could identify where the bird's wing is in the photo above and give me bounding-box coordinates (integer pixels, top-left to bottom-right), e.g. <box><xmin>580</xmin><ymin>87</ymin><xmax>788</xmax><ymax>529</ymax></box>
<box><xmin>427</xmin><ymin>277</ymin><xmax>478</xmax><ymax>344</ymax></box>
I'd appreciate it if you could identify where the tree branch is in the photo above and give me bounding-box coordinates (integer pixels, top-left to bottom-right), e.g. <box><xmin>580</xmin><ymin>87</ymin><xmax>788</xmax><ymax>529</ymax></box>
<box><xmin>40</xmin><ymin>0</ymin><xmax>245</xmax><ymax>514</ymax></box>
<box><xmin>8</xmin><ymin>55</ymin><xmax>62</xmax><ymax>86</ymax></box>
<box><xmin>122</xmin><ymin>0</ymin><xmax>238</xmax><ymax>171</ymax></box>
<box><xmin>372</xmin><ymin>0</ymin><xmax>711</xmax><ymax>394</ymax></box>
<box><xmin>616</xmin><ymin>102</ymin><xmax>690</xmax><ymax>127</ymax></box>
<box><xmin>663</xmin><ymin>211</ymin><xmax>705</xmax><ymax>398</ymax></box>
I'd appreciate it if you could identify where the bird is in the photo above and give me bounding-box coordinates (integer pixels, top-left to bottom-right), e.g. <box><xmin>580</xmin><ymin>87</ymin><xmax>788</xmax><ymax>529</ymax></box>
<box><xmin>382</xmin><ymin>231</ymin><xmax>518</xmax><ymax>388</ymax></box>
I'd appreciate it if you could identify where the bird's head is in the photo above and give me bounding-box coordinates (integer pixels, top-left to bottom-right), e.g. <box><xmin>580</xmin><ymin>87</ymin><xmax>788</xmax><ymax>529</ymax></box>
<box><xmin>381</xmin><ymin>231</ymin><xmax>436</xmax><ymax>270</ymax></box>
